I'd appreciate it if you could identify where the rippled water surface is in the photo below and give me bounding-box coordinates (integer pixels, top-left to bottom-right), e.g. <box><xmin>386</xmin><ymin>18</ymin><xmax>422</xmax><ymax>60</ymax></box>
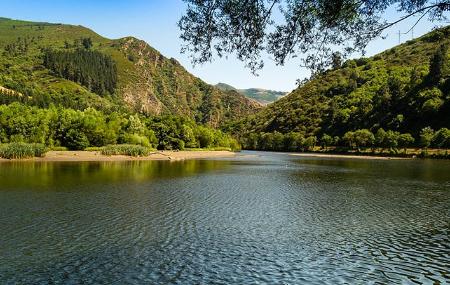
<box><xmin>1</xmin><ymin>152</ymin><xmax>449</xmax><ymax>284</ymax></box>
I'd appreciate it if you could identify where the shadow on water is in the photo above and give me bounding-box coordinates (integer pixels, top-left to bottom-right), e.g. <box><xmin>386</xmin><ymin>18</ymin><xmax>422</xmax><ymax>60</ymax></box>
<box><xmin>0</xmin><ymin>160</ymin><xmax>232</xmax><ymax>191</ymax></box>
<box><xmin>290</xmin><ymin>156</ymin><xmax>450</xmax><ymax>185</ymax></box>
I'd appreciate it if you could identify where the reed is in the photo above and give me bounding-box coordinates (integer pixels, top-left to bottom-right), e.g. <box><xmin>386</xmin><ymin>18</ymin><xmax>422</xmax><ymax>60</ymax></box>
<box><xmin>101</xmin><ymin>144</ymin><xmax>152</xmax><ymax>157</ymax></box>
<box><xmin>0</xmin><ymin>143</ymin><xmax>47</xmax><ymax>159</ymax></box>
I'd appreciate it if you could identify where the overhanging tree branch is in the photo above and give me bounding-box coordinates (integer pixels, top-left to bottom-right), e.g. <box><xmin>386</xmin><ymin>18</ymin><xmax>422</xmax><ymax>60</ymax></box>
<box><xmin>178</xmin><ymin>0</ymin><xmax>450</xmax><ymax>74</ymax></box>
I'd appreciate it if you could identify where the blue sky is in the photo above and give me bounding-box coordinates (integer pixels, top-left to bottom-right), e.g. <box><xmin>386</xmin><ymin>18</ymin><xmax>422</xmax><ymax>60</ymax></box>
<box><xmin>0</xmin><ymin>0</ymin><xmax>445</xmax><ymax>91</ymax></box>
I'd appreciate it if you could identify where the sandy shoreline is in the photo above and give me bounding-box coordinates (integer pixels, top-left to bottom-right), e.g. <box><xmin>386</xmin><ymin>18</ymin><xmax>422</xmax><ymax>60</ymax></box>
<box><xmin>0</xmin><ymin>150</ymin><xmax>236</xmax><ymax>162</ymax></box>
<box><xmin>289</xmin><ymin>152</ymin><xmax>409</xmax><ymax>160</ymax></box>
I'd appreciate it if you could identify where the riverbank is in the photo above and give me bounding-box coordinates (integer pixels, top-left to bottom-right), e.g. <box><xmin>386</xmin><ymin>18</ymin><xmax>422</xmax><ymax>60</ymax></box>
<box><xmin>289</xmin><ymin>152</ymin><xmax>409</xmax><ymax>160</ymax></box>
<box><xmin>287</xmin><ymin>147</ymin><xmax>449</xmax><ymax>160</ymax></box>
<box><xmin>0</xmin><ymin>150</ymin><xmax>236</xmax><ymax>162</ymax></box>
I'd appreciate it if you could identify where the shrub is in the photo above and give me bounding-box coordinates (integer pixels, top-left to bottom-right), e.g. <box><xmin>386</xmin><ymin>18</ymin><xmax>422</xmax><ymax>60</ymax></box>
<box><xmin>101</xmin><ymin>144</ymin><xmax>151</xmax><ymax>157</ymax></box>
<box><xmin>229</xmin><ymin>138</ymin><xmax>241</xmax><ymax>151</ymax></box>
<box><xmin>0</xmin><ymin>143</ymin><xmax>47</xmax><ymax>159</ymax></box>
<box><xmin>420</xmin><ymin>127</ymin><xmax>435</xmax><ymax>148</ymax></box>
<box><xmin>170</xmin><ymin>138</ymin><xmax>185</xmax><ymax>150</ymax></box>
<box><xmin>196</xmin><ymin>127</ymin><xmax>214</xmax><ymax>148</ymax></box>
<box><xmin>353</xmin><ymin>129</ymin><xmax>375</xmax><ymax>148</ymax></box>
<box><xmin>320</xmin><ymin>134</ymin><xmax>333</xmax><ymax>148</ymax></box>
<box><xmin>432</xmin><ymin>128</ymin><xmax>450</xmax><ymax>148</ymax></box>
<box><xmin>65</xmin><ymin>129</ymin><xmax>90</xmax><ymax>150</ymax></box>
<box><xmin>122</xmin><ymin>133</ymin><xmax>151</xmax><ymax>147</ymax></box>
<box><xmin>398</xmin><ymin>133</ymin><xmax>415</xmax><ymax>150</ymax></box>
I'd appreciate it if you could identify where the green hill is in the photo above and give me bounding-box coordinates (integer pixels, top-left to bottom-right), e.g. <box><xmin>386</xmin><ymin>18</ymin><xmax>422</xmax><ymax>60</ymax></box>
<box><xmin>0</xmin><ymin>17</ymin><xmax>261</xmax><ymax>151</ymax></box>
<box><xmin>0</xmin><ymin>18</ymin><xmax>260</xmax><ymax>127</ymax></box>
<box><xmin>236</xmin><ymin>26</ymin><xmax>450</xmax><ymax>151</ymax></box>
<box><xmin>216</xmin><ymin>83</ymin><xmax>287</xmax><ymax>104</ymax></box>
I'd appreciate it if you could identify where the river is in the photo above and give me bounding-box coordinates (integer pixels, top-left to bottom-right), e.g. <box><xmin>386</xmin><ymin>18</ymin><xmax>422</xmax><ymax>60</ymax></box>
<box><xmin>0</xmin><ymin>151</ymin><xmax>449</xmax><ymax>284</ymax></box>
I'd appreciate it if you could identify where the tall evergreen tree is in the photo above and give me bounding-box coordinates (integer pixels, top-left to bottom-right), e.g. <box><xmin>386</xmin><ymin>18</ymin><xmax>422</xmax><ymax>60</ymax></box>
<box><xmin>427</xmin><ymin>44</ymin><xmax>449</xmax><ymax>85</ymax></box>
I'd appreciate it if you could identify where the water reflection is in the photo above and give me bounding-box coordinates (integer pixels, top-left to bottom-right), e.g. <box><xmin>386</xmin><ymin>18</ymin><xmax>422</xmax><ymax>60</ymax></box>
<box><xmin>0</xmin><ymin>160</ymin><xmax>232</xmax><ymax>190</ymax></box>
<box><xmin>0</xmin><ymin>153</ymin><xmax>449</xmax><ymax>284</ymax></box>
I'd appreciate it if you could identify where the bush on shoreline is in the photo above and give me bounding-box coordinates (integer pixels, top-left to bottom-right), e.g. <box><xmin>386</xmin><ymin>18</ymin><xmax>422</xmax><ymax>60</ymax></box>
<box><xmin>0</xmin><ymin>143</ymin><xmax>47</xmax><ymax>159</ymax></box>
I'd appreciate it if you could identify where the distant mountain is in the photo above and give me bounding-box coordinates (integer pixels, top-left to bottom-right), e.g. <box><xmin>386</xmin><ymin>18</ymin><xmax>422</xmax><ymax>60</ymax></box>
<box><xmin>0</xmin><ymin>18</ymin><xmax>260</xmax><ymax>127</ymax></box>
<box><xmin>216</xmin><ymin>83</ymin><xmax>287</xmax><ymax>105</ymax></box>
<box><xmin>215</xmin><ymin>83</ymin><xmax>237</xmax><ymax>92</ymax></box>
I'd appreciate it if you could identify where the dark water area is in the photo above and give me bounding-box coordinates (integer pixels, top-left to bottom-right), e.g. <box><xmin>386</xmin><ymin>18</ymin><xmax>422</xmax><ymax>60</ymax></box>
<box><xmin>0</xmin><ymin>152</ymin><xmax>449</xmax><ymax>284</ymax></box>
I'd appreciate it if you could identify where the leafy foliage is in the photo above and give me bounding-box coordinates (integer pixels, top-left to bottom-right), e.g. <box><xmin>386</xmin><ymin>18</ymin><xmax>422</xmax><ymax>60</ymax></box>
<box><xmin>0</xmin><ymin>103</ymin><xmax>240</xmax><ymax>151</ymax></box>
<box><xmin>179</xmin><ymin>0</ymin><xmax>450</xmax><ymax>73</ymax></box>
<box><xmin>236</xmin><ymin>26</ymin><xmax>450</xmax><ymax>151</ymax></box>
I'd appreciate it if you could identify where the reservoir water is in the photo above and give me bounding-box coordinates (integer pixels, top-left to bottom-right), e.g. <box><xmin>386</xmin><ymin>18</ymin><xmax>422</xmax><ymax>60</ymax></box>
<box><xmin>0</xmin><ymin>151</ymin><xmax>449</xmax><ymax>284</ymax></box>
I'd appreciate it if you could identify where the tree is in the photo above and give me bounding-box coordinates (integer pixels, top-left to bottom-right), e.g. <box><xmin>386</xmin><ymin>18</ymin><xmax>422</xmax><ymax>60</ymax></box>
<box><xmin>343</xmin><ymin>131</ymin><xmax>355</xmax><ymax>149</ymax></box>
<box><xmin>432</xmin><ymin>128</ymin><xmax>450</xmax><ymax>148</ymax></box>
<box><xmin>333</xmin><ymin>136</ymin><xmax>340</xmax><ymax>146</ymax></box>
<box><xmin>385</xmin><ymin>130</ymin><xmax>400</xmax><ymax>151</ymax></box>
<box><xmin>182</xmin><ymin>124</ymin><xmax>197</xmax><ymax>148</ymax></box>
<box><xmin>82</xmin><ymin>37</ymin><xmax>93</xmax><ymax>49</ymax></box>
<box><xmin>353</xmin><ymin>129</ymin><xmax>375</xmax><ymax>150</ymax></box>
<box><xmin>128</xmin><ymin>115</ymin><xmax>145</xmax><ymax>135</ymax></box>
<box><xmin>418</xmin><ymin>87</ymin><xmax>444</xmax><ymax>113</ymax></box>
<box><xmin>321</xmin><ymin>134</ymin><xmax>333</xmax><ymax>150</ymax></box>
<box><xmin>272</xmin><ymin>131</ymin><xmax>285</xmax><ymax>151</ymax></box>
<box><xmin>196</xmin><ymin>126</ymin><xmax>214</xmax><ymax>148</ymax></box>
<box><xmin>375</xmin><ymin>128</ymin><xmax>387</xmax><ymax>150</ymax></box>
<box><xmin>420</xmin><ymin>127</ymin><xmax>435</xmax><ymax>150</ymax></box>
<box><xmin>303</xmin><ymin>136</ymin><xmax>317</xmax><ymax>151</ymax></box>
<box><xmin>64</xmin><ymin>128</ymin><xmax>89</xmax><ymax>150</ymax></box>
<box><xmin>283</xmin><ymin>132</ymin><xmax>304</xmax><ymax>151</ymax></box>
<box><xmin>243</xmin><ymin>133</ymin><xmax>260</xmax><ymax>150</ymax></box>
<box><xmin>398</xmin><ymin>133</ymin><xmax>415</xmax><ymax>153</ymax></box>
<box><xmin>43</xmin><ymin>48</ymin><xmax>117</xmax><ymax>95</ymax></box>
<box><xmin>427</xmin><ymin>44</ymin><xmax>449</xmax><ymax>85</ymax></box>
<box><xmin>179</xmin><ymin>0</ymin><xmax>450</xmax><ymax>73</ymax></box>
<box><xmin>331</xmin><ymin>52</ymin><xmax>343</xmax><ymax>70</ymax></box>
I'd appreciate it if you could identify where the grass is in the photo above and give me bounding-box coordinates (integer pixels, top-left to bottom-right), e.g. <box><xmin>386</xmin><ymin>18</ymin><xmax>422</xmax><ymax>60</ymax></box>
<box><xmin>101</xmin><ymin>144</ymin><xmax>153</xmax><ymax>157</ymax></box>
<box><xmin>0</xmin><ymin>143</ymin><xmax>47</xmax><ymax>159</ymax></box>
<box><xmin>84</xmin><ymin>146</ymin><xmax>104</xmax><ymax>152</ymax></box>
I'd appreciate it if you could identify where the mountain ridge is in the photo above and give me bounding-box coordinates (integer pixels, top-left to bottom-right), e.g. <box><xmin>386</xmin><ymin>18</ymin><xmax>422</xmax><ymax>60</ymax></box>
<box><xmin>0</xmin><ymin>17</ymin><xmax>260</xmax><ymax>127</ymax></box>
<box><xmin>215</xmin><ymin>82</ymin><xmax>287</xmax><ymax>104</ymax></box>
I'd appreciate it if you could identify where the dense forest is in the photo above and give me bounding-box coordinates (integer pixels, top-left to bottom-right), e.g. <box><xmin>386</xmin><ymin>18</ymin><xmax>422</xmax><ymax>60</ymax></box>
<box><xmin>0</xmin><ymin>103</ymin><xmax>239</xmax><ymax>151</ymax></box>
<box><xmin>43</xmin><ymin>46</ymin><xmax>117</xmax><ymax>95</ymax></box>
<box><xmin>232</xmin><ymin>26</ymin><xmax>450</xmax><ymax>153</ymax></box>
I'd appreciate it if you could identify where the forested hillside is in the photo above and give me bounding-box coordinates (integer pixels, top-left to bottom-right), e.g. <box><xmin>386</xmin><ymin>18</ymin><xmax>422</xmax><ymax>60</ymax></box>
<box><xmin>235</xmin><ymin>26</ymin><xmax>450</xmax><ymax>152</ymax></box>
<box><xmin>0</xmin><ymin>18</ymin><xmax>260</xmax><ymax>126</ymax></box>
<box><xmin>0</xmin><ymin>17</ymin><xmax>260</xmax><ymax>151</ymax></box>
